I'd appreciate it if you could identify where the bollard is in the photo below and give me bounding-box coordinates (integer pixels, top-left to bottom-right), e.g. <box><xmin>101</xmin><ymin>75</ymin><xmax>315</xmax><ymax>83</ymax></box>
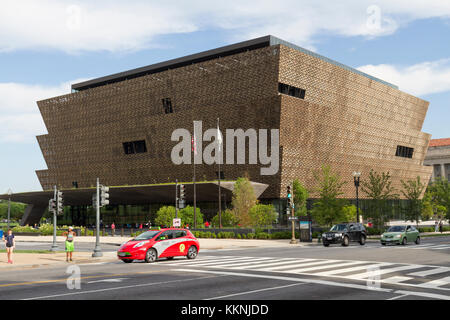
<box><xmin>121</xmin><ymin>228</ymin><xmax>124</xmax><ymax>237</ymax></box>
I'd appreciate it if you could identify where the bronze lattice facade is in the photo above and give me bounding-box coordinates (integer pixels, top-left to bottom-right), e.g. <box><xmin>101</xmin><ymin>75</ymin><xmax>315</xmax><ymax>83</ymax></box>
<box><xmin>35</xmin><ymin>36</ymin><xmax>432</xmax><ymax>200</ymax></box>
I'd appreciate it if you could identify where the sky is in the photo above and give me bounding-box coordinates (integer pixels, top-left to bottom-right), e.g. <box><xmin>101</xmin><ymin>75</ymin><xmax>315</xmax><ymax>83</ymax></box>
<box><xmin>1</xmin><ymin>0</ymin><xmax>449</xmax><ymax>193</ymax></box>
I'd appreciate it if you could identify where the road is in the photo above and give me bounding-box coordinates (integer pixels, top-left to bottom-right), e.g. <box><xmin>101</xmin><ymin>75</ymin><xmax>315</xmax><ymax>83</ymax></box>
<box><xmin>1</xmin><ymin>237</ymin><xmax>449</xmax><ymax>302</ymax></box>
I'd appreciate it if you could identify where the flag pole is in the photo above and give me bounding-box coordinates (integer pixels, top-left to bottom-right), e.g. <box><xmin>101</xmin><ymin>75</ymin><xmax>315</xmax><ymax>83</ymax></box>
<box><xmin>193</xmin><ymin>122</ymin><xmax>197</xmax><ymax>229</ymax></box>
<box><xmin>217</xmin><ymin>118</ymin><xmax>222</xmax><ymax>229</ymax></box>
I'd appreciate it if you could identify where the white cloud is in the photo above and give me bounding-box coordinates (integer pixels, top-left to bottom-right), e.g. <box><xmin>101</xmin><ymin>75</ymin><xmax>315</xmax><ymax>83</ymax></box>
<box><xmin>0</xmin><ymin>79</ymin><xmax>88</xmax><ymax>143</ymax></box>
<box><xmin>357</xmin><ymin>59</ymin><xmax>450</xmax><ymax>96</ymax></box>
<box><xmin>0</xmin><ymin>0</ymin><xmax>449</xmax><ymax>53</ymax></box>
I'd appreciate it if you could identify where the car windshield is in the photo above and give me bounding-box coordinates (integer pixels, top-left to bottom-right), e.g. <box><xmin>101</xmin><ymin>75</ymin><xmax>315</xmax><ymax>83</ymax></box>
<box><xmin>330</xmin><ymin>224</ymin><xmax>347</xmax><ymax>232</ymax></box>
<box><xmin>387</xmin><ymin>226</ymin><xmax>406</xmax><ymax>232</ymax></box>
<box><xmin>133</xmin><ymin>231</ymin><xmax>160</xmax><ymax>241</ymax></box>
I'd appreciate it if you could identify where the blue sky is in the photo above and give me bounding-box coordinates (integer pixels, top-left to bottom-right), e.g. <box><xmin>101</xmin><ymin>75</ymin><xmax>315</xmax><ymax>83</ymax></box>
<box><xmin>1</xmin><ymin>0</ymin><xmax>449</xmax><ymax>193</ymax></box>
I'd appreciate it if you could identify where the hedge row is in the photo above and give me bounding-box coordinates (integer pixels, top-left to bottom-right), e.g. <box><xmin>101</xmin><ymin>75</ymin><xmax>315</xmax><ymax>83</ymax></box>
<box><xmin>192</xmin><ymin>231</ymin><xmax>304</xmax><ymax>240</ymax></box>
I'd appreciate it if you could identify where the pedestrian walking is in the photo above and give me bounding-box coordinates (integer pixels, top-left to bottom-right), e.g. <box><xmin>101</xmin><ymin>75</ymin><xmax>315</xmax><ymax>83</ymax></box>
<box><xmin>139</xmin><ymin>223</ymin><xmax>143</xmax><ymax>230</ymax></box>
<box><xmin>204</xmin><ymin>221</ymin><xmax>210</xmax><ymax>228</ymax></box>
<box><xmin>63</xmin><ymin>226</ymin><xmax>76</xmax><ymax>262</ymax></box>
<box><xmin>439</xmin><ymin>221</ymin><xmax>443</xmax><ymax>233</ymax></box>
<box><xmin>4</xmin><ymin>229</ymin><xmax>15</xmax><ymax>264</ymax></box>
<box><xmin>435</xmin><ymin>221</ymin><xmax>439</xmax><ymax>232</ymax></box>
<box><xmin>111</xmin><ymin>222</ymin><xmax>116</xmax><ymax>237</ymax></box>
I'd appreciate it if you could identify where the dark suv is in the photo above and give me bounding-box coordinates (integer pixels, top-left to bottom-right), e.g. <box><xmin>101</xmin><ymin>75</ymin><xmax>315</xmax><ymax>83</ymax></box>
<box><xmin>322</xmin><ymin>223</ymin><xmax>367</xmax><ymax>247</ymax></box>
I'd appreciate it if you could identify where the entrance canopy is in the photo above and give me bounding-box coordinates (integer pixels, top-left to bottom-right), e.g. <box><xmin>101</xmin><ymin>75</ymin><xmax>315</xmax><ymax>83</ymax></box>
<box><xmin>0</xmin><ymin>181</ymin><xmax>268</xmax><ymax>226</ymax></box>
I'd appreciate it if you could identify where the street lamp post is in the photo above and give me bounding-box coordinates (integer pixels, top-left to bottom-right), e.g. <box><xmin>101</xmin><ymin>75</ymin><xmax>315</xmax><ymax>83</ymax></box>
<box><xmin>7</xmin><ymin>188</ymin><xmax>12</xmax><ymax>230</ymax></box>
<box><xmin>353</xmin><ymin>172</ymin><xmax>361</xmax><ymax>223</ymax></box>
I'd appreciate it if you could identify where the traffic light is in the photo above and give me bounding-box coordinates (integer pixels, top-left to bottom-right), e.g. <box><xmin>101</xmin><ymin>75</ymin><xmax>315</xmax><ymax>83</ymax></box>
<box><xmin>56</xmin><ymin>190</ymin><xmax>64</xmax><ymax>215</ymax></box>
<box><xmin>179</xmin><ymin>184</ymin><xmax>185</xmax><ymax>209</ymax></box>
<box><xmin>49</xmin><ymin>199</ymin><xmax>56</xmax><ymax>213</ymax></box>
<box><xmin>286</xmin><ymin>185</ymin><xmax>292</xmax><ymax>213</ymax></box>
<box><xmin>100</xmin><ymin>185</ymin><xmax>110</xmax><ymax>207</ymax></box>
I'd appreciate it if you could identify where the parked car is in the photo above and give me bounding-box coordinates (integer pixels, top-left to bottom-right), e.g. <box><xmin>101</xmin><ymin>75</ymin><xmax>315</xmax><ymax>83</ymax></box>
<box><xmin>322</xmin><ymin>223</ymin><xmax>367</xmax><ymax>247</ymax></box>
<box><xmin>380</xmin><ymin>225</ymin><xmax>420</xmax><ymax>245</ymax></box>
<box><xmin>117</xmin><ymin>228</ymin><xmax>200</xmax><ymax>263</ymax></box>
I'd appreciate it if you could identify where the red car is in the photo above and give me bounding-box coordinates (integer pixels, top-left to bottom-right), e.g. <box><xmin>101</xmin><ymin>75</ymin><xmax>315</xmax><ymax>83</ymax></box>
<box><xmin>117</xmin><ymin>228</ymin><xmax>200</xmax><ymax>263</ymax></box>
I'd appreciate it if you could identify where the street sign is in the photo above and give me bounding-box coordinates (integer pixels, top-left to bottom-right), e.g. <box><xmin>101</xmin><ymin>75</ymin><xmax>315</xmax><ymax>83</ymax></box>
<box><xmin>288</xmin><ymin>216</ymin><xmax>298</xmax><ymax>221</ymax></box>
<box><xmin>173</xmin><ymin>218</ymin><xmax>181</xmax><ymax>227</ymax></box>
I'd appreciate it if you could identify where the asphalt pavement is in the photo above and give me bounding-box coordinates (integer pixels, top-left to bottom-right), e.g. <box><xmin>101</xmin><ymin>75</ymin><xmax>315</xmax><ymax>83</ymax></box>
<box><xmin>0</xmin><ymin>236</ymin><xmax>449</xmax><ymax>301</ymax></box>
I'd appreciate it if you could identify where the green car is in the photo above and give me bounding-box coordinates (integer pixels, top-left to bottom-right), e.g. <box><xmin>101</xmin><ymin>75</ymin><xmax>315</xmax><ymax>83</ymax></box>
<box><xmin>381</xmin><ymin>225</ymin><xmax>420</xmax><ymax>245</ymax></box>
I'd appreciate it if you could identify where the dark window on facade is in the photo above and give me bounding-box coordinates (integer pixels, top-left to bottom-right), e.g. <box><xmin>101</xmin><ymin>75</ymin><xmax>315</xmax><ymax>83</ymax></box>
<box><xmin>396</xmin><ymin>145</ymin><xmax>414</xmax><ymax>159</ymax></box>
<box><xmin>162</xmin><ymin>98</ymin><xmax>173</xmax><ymax>114</ymax></box>
<box><xmin>123</xmin><ymin>140</ymin><xmax>147</xmax><ymax>155</ymax></box>
<box><xmin>215</xmin><ymin>171</ymin><xmax>225</xmax><ymax>180</ymax></box>
<box><xmin>278</xmin><ymin>82</ymin><xmax>306</xmax><ymax>99</ymax></box>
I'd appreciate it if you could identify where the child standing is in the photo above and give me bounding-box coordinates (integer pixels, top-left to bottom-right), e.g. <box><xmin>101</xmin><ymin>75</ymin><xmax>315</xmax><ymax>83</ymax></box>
<box><xmin>4</xmin><ymin>229</ymin><xmax>15</xmax><ymax>264</ymax></box>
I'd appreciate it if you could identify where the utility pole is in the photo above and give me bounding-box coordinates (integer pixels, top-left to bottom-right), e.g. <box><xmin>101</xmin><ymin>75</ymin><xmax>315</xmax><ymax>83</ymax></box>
<box><xmin>92</xmin><ymin>178</ymin><xmax>108</xmax><ymax>257</ymax></box>
<box><xmin>50</xmin><ymin>186</ymin><xmax>59</xmax><ymax>251</ymax></box>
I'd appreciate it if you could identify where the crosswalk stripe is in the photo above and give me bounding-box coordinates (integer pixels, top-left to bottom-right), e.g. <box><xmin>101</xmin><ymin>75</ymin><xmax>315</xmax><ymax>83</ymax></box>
<box><xmin>407</xmin><ymin>244</ymin><xmax>450</xmax><ymax>250</ymax></box>
<box><xmin>408</xmin><ymin>266</ymin><xmax>450</xmax><ymax>277</ymax></box>
<box><xmin>166</xmin><ymin>256</ymin><xmax>250</xmax><ymax>265</ymax></box>
<box><xmin>343</xmin><ymin>264</ymin><xmax>424</xmax><ymax>280</ymax></box>
<box><xmin>382</xmin><ymin>276</ymin><xmax>413</xmax><ymax>284</ymax></box>
<box><xmin>312</xmin><ymin>263</ymin><xmax>392</xmax><ymax>277</ymax></box>
<box><xmin>415</xmin><ymin>276</ymin><xmax>450</xmax><ymax>290</ymax></box>
<box><xmin>235</xmin><ymin>259</ymin><xmax>317</xmax><ymax>270</ymax></box>
<box><xmin>172</xmin><ymin>257</ymin><xmax>268</xmax><ymax>267</ymax></box>
<box><xmin>428</xmin><ymin>246</ymin><xmax>450</xmax><ymax>250</ymax></box>
<box><xmin>257</xmin><ymin>259</ymin><xmax>340</xmax><ymax>272</ymax></box>
<box><xmin>202</xmin><ymin>257</ymin><xmax>275</xmax><ymax>268</ymax></box>
<box><xmin>283</xmin><ymin>261</ymin><xmax>370</xmax><ymax>274</ymax></box>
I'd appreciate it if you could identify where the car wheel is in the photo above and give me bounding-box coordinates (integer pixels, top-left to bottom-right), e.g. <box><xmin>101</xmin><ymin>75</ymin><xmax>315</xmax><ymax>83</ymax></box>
<box><xmin>187</xmin><ymin>245</ymin><xmax>198</xmax><ymax>259</ymax></box>
<box><xmin>359</xmin><ymin>235</ymin><xmax>366</xmax><ymax>245</ymax></box>
<box><xmin>415</xmin><ymin>237</ymin><xmax>420</xmax><ymax>245</ymax></box>
<box><xmin>342</xmin><ymin>236</ymin><xmax>349</xmax><ymax>247</ymax></box>
<box><xmin>122</xmin><ymin>259</ymin><xmax>133</xmax><ymax>263</ymax></box>
<box><xmin>402</xmin><ymin>237</ymin><xmax>407</xmax><ymax>246</ymax></box>
<box><xmin>323</xmin><ymin>243</ymin><xmax>330</xmax><ymax>247</ymax></box>
<box><xmin>145</xmin><ymin>248</ymin><xmax>157</xmax><ymax>263</ymax></box>
<box><xmin>381</xmin><ymin>242</ymin><xmax>386</xmax><ymax>246</ymax></box>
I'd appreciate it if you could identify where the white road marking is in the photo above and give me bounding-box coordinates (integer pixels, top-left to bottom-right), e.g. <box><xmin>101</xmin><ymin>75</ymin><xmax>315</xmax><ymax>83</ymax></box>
<box><xmin>87</xmin><ymin>278</ymin><xmax>128</xmax><ymax>284</ymax></box>
<box><xmin>172</xmin><ymin>257</ymin><xmax>269</xmax><ymax>267</ymax></box>
<box><xmin>408</xmin><ymin>267</ymin><xmax>450</xmax><ymax>277</ymax></box>
<box><xmin>387</xmin><ymin>294</ymin><xmax>409</xmax><ymax>300</ymax></box>
<box><xmin>282</xmin><ymin>261</ymin><xmax>370</xmax><ymax>274</ymax></box>
<box><xmin>231</xmin><ymin>259</ymin><xmax>316</xmax><ymax>270</ymax></box>
<box><xmin>22</xmin><ymin>275</ymin><xmax>227</xmax><ymax>300</ymax></box>
<box><xmin>164</xmin><ymin>256</ymin><xmax>253</xmax><ymax>266</ymax></box>
<box><xmin>343</xmin><ymin>264</ymin><xmax>424</xmax><ymax>280</ymax></box>
<box><xmin>381</xmin><ymin>276</ymin><xmax>412</xmax><ymax>285</ymax></box>
<box><xmin>257</xmin><ymin>259</ymin><xmax>341</xmax><ymax>272</ymax></box>
<box><xmin>312</xmin><ymin>263</ymin><xmax>392</xmax><ymax>277</ymax></box>
<box><xmin>415</xmin><ymin>276</ymin><xmax>450</xmax><ymax>290</ymax></box>
<box><xmin>393</xmin><ymin>290</ymin><xmax>450</xmax><ymax>300</ymax></box>
<box><xmin>204</xmin><ymin>283</ymin><xmax>308</xmax><ymax>300</ymax></box>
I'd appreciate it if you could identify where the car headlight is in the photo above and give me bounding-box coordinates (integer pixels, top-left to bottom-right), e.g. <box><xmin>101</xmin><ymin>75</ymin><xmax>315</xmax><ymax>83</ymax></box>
<box><xmin>395</xmin><ymin>234</ymin><xmax>402</xmax><ymax>238</ymax></box>
<box><xmin>133</xmin><ymin>241</ymin><xmax>147</xmax><ymax>248</ymax></box>
<box><xmin>335</xmin><ymin>233</ymin><xmax>342</xmax><ymax>237</ymax></box>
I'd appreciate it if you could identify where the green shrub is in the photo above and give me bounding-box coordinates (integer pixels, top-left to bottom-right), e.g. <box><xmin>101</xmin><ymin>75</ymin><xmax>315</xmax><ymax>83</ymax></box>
<box><xmin>211</xmin><ymin>233</ymin><xmax>216</xmax><ymax>239</ymax></box>
<box><xmin>366</xmin><ymin>228</ymin><xmax>383</xmax><ymax>235</ymax></box>
<box><xmin>237</xmin><ymin>234</ymin><xmax>242</xmax><ymax>239</ymax></box>
<box><xmin>247</xmin><ymin>233</ymin><xmax>255</xmax><ymax>239</ymax></box>
<box><xmin>256</xmin><ymin>232</ymin><xmax>270</xmax><ymax>239</ymax></box>
<box><xmin>11</xmin><ymin>225</ymin><xmax>39</xmax><ymax>233</ymax></box>
<box><xmin>241</xmin><ymin>234</ymin><xmax>247</xmax><ymax>239</ymax></box>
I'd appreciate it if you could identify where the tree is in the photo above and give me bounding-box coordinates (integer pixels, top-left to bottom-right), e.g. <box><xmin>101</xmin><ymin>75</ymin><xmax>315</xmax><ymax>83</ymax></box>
<box><xmin>249</xmin><ymin>204</ymin><xmax>277</xmax><ymax>227</ymax></box>
<box><xmin>360</xmin><ymin>170</ymin><xmax>399</xmax><ymax>228</ymax></box>
<box><xmin>428</xmin><ymin>178</ymin><xmax>450</xmax><ymax>220</ymax></box>
<box><xmin>342</xmin><ymin>205</ymin><xmax>360</xmax><ymax>222</ymax></box>
<box><xmin>0</xmin><ymin>201</ymin><xmax>27</xmax><ymax>221</ymax></box>
<box><xmin>154</xmin><ymin>206</ymin><xmax>176</xmax><ymax>227</ymax></box>
<box><xmin>212</xmin><ymin>209</ymin><xmax>239</xmax><ymax>228</ymax></box>
<box><xmin>421</xmin><ymin>190</ymin><xmax>434</xmax><ymax>221</ymax></box>
<box><xmin>179</xmin><ymin>206</ymin><xmax>203</xmax><ymax>227</ymax></box>
<box><xmin>293</xmin><ymin>179</ymin><xmax>308</xmax><ymax>217</ymax></box>
<box><xmin>310</xmin><ymin>165</ymin><xmax>348</xmax><ymax>227</ymax></box>
<box><xmin>231</xmin><ymin>177</ymin><xmax>257</xmax><ymax>227</ymax></box>
<box><xmin>401</xmin><ymin>176</ymin><xmax>427</xmax><ymax>226</ymax></box>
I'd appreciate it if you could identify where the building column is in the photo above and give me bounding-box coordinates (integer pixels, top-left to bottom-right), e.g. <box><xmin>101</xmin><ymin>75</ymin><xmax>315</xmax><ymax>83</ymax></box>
<box><xmin>441</xmin><ymin>163</ymin><xmax>446</xmax><ymax>179</ymax></box>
